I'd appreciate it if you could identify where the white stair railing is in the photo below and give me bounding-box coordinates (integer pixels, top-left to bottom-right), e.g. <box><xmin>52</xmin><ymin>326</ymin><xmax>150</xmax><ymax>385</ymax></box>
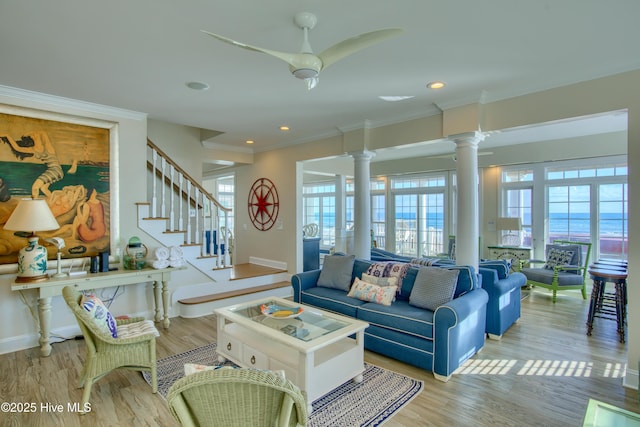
<box><xmin>147</xmin><ymin>139</ymin><xmax>232</xmax><ymax>268</ymax></box>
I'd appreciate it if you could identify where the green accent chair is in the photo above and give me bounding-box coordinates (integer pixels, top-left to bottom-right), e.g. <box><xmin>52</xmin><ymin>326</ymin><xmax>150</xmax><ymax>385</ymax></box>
<box><xmin>520</xmin><ymin>240</ymin><xmax>592</xmax><ymax>303</ymax></box>
<box><xmin>167</xmin><ymin>368</ymin><xmax>308</xmax><ymax>427</ymax></box>
<box><xmin>62</xmin><ymin>286</ymin><xmax>158</xmax><ymax>412</ymax></box>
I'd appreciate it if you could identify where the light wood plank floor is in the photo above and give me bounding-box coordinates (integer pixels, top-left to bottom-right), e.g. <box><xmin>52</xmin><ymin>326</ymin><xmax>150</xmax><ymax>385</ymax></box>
<box><xmin>1</xmin><ymin>287</ymin><xmax>637</xmax><ymax>427</ymax></box>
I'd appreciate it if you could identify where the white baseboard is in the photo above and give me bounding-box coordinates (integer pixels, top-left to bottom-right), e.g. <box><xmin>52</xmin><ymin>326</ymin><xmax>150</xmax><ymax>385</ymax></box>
<box><xmin>249</xmin><ymin>256</ymin><xmax>287</xmax><ymax>270</ymax></box>
<box><xmin>624</xmin><ymin>367</ymin><xmax>639</xmax><ymax>390</ymax></box>
<box><xmin>0</xmin><ymin>309</ymin><xmax>158</xmax><ymax>355</ymax></box>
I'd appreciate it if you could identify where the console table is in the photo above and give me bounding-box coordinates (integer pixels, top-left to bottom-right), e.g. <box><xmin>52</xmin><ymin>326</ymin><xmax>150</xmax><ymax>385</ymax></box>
<box><xmin>12</xmin><ymin>267</ymin><xmax>178</xmax><ymax>357</ymax></box>
<box><xmin>487</xmin><ymin>245</ymin><xmax>532</xmax><ymax>271</ymax></box>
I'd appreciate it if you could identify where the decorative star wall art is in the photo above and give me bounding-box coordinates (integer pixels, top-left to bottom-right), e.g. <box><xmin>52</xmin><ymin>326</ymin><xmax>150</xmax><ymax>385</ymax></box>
<box><xmin>247</xmin><ymin>177</ymin><xmax>279</xmax><ymax>231</ymax></box>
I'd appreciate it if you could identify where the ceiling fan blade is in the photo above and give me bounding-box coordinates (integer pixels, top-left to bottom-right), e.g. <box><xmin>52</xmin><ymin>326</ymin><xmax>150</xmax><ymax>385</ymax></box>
<box><xmin>201</xmin><ymin>30</ymin><xmax>302</xmax><ymax>67</ymax></box>
<box><xmin>318</xmin><ymin>28</ymin><xmax>403</xmax><ymax>70</ymax></box>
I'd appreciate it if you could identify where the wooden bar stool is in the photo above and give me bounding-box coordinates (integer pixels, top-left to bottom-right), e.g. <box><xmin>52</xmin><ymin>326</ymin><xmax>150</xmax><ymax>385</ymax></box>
<box><xmin>586</xmin><ymin>265</ymin><xmax>628</xmax><ymax>343</ymax></box>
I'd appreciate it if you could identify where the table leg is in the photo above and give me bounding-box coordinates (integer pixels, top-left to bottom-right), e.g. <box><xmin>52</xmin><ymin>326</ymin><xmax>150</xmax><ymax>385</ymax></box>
<box><xmin>586</xmin><ymin>280</ymin><xmax>602</xmax><ymax>336</ymax></box>
<box><xmin>38</xmin><ymin>297</ymin><xmax>53</xmax><ymax>357</ymax></box>
<box><xmin>153</xmin><ymin>280</ymin><xmax>161</xmax><ymax>322</ymax></box>
<box><xmin>162</xmin><ymin>279</ymin><xmax>170</xmax><ymax>329</ymax></box>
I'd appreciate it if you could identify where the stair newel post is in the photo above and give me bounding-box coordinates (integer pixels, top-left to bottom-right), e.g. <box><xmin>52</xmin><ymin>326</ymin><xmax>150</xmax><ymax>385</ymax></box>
<box><xmin>160</xmin><ymin>157</ymin><xmax>167</xmax><ymax>219</ymax></box>
<box><xmin>178</xmin><ymin>173</ymin><xmax>184</xmax><ymax>231</ymax></box>
<box><xmin>151</xmin><ymin>149</ymin><xmax>158</xmax><ymax>217</ymax></box>
<box><xmin>169</xmin><ymin>164</ymin><xmax>175</xmax><ymax>231</ymax></box>
<box><xmin>186</xmin><ymin>180</ymin><xmax>192</xmax><ymax>244</ymax></box>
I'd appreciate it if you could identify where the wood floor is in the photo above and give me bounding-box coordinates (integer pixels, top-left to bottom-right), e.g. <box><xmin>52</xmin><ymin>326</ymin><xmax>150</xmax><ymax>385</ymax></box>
<box><xmin>1</xmin><ymin>286</ymin><xmax>638</xmax><ymax>427</ymax></box>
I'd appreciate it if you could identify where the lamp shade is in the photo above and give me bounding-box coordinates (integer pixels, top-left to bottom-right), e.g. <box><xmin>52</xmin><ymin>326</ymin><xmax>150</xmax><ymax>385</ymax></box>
<box><xmin>4</xmin><ymin>198</ymin><xmax>60</xmax><ymax>232</ymax></box>
<box><xmin>496</xmin><ymin>217</ymin><xmax>522</xmax><ymax>231</ymax></box>
<box><xmin>4</xmin><ymin>198</ymin><xmax>60</xmax><ymax>283</ymax></box>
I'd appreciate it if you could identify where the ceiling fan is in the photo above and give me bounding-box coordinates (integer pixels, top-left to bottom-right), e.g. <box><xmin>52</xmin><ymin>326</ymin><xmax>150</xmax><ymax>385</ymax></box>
<box><xmin>202</xmin><ymin>12</ymin><xmax>402</xmax><ymax>90</ymax></box>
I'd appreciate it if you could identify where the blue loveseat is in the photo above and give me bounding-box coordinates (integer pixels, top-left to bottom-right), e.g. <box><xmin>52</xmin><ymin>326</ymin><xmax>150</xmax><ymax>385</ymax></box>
<box><xmin>291</xmin><ymin>256</ymin><xmax>488</xmax><ymax>382</ymax></box>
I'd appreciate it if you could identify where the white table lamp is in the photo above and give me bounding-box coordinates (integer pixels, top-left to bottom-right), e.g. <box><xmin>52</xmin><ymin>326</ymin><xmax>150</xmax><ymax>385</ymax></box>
<box><xmin>4</xmin><ymin>198</ymin><xmax>60</xmax><ymax>282</ymax></box>
<box><xmin>497</xmin><ymin>217</ymin><xmax>522</xmax><ymax>246</ymax></box>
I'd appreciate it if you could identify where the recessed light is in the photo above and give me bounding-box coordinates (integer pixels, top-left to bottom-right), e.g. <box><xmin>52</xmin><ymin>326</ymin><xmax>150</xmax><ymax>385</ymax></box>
<box><xmin>379</xmin><ymin>96</ymin><xmax>415</xmax><ymax>102</ymax></box>
<box><xmin>186</xmin><ymin>81</ymin><xmax>210</xmax><ymax>91</ymax></box>
<box><xmin>427</xmin><ymin>81</ymin><xmax>445</xmax><ymax>90</ymax></box>
<box><xmin>279</xmin><ymin>126</ymin><xmax>290</xmax><ymax>131</ymax></box>
<box><xmin>246</xmin><ymin>140</ymin><xmax>254</xmax><ymax>144</ymax></box>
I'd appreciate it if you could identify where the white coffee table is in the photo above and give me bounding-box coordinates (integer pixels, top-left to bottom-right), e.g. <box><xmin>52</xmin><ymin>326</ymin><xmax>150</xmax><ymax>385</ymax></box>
<box><xmin>214</xmin><ymin>297</ymin><xmax>369</xmax><ymax>411</ymax></box>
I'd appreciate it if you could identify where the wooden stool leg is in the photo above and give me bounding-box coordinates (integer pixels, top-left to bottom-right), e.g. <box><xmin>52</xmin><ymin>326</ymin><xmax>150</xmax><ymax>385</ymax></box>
<box><xmin>586</xmin><ymin>280</ymin><xmax>603</xmax><ymax>336</ymax></box>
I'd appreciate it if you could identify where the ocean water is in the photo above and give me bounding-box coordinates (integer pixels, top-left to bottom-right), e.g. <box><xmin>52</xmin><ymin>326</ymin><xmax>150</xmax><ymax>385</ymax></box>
<box><xmin>0</xmin><ymin>161</ymin><xmax>109</xmax><ymax>196</ymax></box>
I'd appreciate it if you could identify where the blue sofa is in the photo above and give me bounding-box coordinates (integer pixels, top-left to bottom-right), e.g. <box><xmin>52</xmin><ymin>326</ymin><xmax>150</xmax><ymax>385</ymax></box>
<box><xmin>291</xmin><ymin>257</ymin><xmax>488</xmax><ymax>382</ymax></box>
<box><xmin>477</xmin><ymin>261</ymin><xmax>527</xmax><ymax>339</ymax></box>
<box><xmin>372</xmin><ymin>249</ymin><xmax>526</xmax><ymax>339</ymax></box>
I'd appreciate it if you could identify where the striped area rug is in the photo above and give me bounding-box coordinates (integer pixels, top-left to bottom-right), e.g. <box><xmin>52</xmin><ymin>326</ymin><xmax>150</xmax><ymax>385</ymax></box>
<box><xmin>144</xmin><ymin>342</ymin><xmax>423</xmax><ymax>426</ymax></box>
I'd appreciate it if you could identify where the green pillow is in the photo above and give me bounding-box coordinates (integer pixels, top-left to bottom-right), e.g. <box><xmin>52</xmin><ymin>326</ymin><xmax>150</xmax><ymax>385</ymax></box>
<box><xmin>317</xmin><ymin>255</ymin><xmax>355</xmax><ymax>291</ymax></box>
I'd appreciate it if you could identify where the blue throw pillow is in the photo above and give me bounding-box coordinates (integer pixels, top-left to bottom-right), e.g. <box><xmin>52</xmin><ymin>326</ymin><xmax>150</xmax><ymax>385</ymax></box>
<box><xmin>317</xmin><ymin>254</ymin><xmax>355</xmax><ymax>291</ymax></box>
<box><xmin>409</xmin><ymin>267</ymin><xmax>459</xmax><ymax>311</ymax></box>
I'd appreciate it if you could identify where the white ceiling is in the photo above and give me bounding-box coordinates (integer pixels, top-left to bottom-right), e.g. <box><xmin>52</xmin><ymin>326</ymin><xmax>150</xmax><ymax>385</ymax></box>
<box><xmin>1</xmin><ymin>1</ymin><xmax>638</xmax><ymax>162</ymax></box>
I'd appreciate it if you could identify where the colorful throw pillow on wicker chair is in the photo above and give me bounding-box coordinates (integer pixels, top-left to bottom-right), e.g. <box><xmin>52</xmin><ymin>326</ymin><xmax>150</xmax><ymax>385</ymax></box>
<box><xmin>80</xmin><ymin>294</ymin><xmax>118</xmax><ymax>338</ymax></box>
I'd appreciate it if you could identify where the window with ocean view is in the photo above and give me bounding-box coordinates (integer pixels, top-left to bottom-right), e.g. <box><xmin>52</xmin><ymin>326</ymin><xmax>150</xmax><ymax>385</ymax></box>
<box><xmin>500</xmin><ymin>157</ymin><xmax>627</xmax><ymax>260</ymax></box>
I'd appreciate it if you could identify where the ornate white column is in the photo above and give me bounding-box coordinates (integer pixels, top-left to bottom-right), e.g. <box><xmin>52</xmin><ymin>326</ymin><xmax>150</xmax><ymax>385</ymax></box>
<box><xmin>451</xmin><ymin>131</ymin><xmax>484</xmax><ymax>270</ymax></box>
<box><xmin>351</xmin><ymin>151</ymin><xmax>375</xmax><ymax>259</ymax></box>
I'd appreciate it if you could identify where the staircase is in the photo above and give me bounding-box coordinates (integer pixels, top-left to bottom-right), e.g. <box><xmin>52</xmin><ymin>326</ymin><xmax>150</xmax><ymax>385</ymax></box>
<box><xmin>139</xmin><ymin>140</ymin><xmax>291</xmax><ymax>318</ymax></box>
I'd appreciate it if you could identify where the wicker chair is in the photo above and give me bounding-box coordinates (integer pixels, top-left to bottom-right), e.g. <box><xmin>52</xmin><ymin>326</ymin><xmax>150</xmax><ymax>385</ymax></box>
<box><xmin>62</xmin><ymin>286</ymin><xmax>158</xmax><ymax>412</ymax></box>
<box><xmin>167</xmin><ymin>368</ymin><xmax>308</xmax><ymax>427</ymax></box>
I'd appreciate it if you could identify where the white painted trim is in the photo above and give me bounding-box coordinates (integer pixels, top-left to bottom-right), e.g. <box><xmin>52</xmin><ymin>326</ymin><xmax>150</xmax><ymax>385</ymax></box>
<box><xmin>248</xmin><ymin>256</ymin><xmax>287</xmax><ymax>271</ymax></box>
<box><xmin>0</xmin><ymin>310</ymin><xmax>156</xmax><ymax>355</ymax></box>
<box><xmin>0</xmin><ymin>84</ymin><xmax>146</xmax><ymax>121</ymax></box>
<box><xmin>623</xmin><ymin>367</ymin><xmax>639</xmax><ymax>390</ymax></box>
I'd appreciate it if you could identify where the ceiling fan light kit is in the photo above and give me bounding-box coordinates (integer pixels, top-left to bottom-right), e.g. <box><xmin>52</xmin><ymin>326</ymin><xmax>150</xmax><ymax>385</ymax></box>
<box><xmin>202</xmin><ymin>12</ymin><xmax>402</xmax><ymax>90</ymax></box>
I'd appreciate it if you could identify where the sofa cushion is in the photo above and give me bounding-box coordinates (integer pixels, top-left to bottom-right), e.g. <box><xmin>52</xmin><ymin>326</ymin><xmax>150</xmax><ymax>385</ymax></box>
<box><xmin>317</xmin><ymin>254</ymin><xmax>355</xmax><ymax>291</ymax></box>
<box><xmin>361</xmin><ymin>273</ymin><xmax>398</xmax><ymax>287</ymax></box>
<box><xmin>357</xmin><ymin>300</ymin><xmax>434</xmax><ymax>340</ymax></box>
<box><xmin>409</xmin><ymin>267</ymin><xmax>459</xmax><ymax>311</ymax></box>
<box><xmin>348</xmin><ymin>277</ymin><xmax>397</xmax><ymax>306</ymax></box>
<box><xmin>300</xmin><ymin>286</ymin><xmax>367</xmax><ymax>317</ymax></box>
<box><xmin>520</xmin><ymin>268</ymin><xmax>584</xmax><ymax>286</ymax></box>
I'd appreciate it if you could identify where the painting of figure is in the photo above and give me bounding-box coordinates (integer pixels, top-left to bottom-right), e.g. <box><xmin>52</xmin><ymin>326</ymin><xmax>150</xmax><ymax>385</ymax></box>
<box><xmin>0</xmin><ymin>112</ymin><xmax>111</xmax><ymax>265</ymax></box>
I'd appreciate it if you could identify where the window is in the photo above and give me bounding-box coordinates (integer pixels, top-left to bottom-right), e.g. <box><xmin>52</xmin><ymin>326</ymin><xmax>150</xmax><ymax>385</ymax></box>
<box><xmin>203</xmin><ymin>174</ymin><xmax>235</xmax><ymax>232</ymax></box>
<box><xmin>391</xmin><ymin>173</ymin><xmax>447</xmax><ymax>257</ymax></box>
<box><xmin>598</xmin><ymin>183</ymin><xmax>628</xmax><ymax>259</ymax></box>
<box><xmin>303</xmin><ymin>182</ymin><xmax>336</xmax><ymax>246</ymax></box>
<box><xmin>500</xmin><ymin>157</ymin><xmax>627</xmax><ymax>260</ymax></box>
<box><xmin>501</xmin><ymin>168</ymin><xmax>533</xmax><ymax>246</ymax></box>
<box><xmin>547</xmin><ymin>184</ymin><xmax>591</xmax><ymax>243</ymax></box>
<box><xmin>345</xmin><ymin>178</ymin><xmax>386</xmax><ymax>247</ymax></box>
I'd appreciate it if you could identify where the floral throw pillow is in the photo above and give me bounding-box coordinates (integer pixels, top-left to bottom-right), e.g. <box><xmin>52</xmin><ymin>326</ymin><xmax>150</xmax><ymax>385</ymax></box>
<box><xmin>361</xmin><ymin>273</ymin><xmax>398</xmax><ymax>288</ymax></box>
<box><xmin>81</xmin><ymin>294</ymin><xmax>118</xmax><ymax>338</ymax></box>
<box><xmin>347</xmin><ymin>277</ymin><xmax>397</xmax><ymax>306</ymax></box>
<box><xmin>544</xmin><ymin>249</ymin><xmax>575</xmax><ymax>270</ymax></box>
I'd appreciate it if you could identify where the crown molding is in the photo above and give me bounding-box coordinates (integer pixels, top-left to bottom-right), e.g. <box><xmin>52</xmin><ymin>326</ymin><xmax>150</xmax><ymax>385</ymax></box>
<box><xmin>0</xmin><ymin>85</ymin><xmax>146</xmax><ymax>121</ymax></box>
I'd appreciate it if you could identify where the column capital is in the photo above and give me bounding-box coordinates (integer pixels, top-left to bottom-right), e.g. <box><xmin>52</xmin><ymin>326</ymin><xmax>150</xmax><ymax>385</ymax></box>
<box><xmin>348</xmin><ymin>150</ymin><xmax>376</xmax><ymax>160</ymax></box>
<box><xmin>448</xmin><ymin>131</ymin><xmax>485</xmax><ymax>146</ymax></box>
